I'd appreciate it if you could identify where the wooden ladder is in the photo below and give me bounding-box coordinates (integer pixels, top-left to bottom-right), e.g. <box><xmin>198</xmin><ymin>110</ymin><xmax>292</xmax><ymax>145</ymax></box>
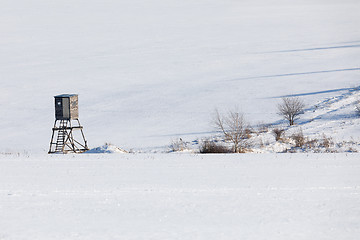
<box><xmin>55</xmin><ymin>120</ymin><xmax>68</xmax><ymax>152</ymax></box>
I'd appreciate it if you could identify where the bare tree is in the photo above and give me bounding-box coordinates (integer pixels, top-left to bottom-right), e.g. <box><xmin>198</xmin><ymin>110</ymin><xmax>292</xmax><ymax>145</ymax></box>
<box><xmin>214</xmin><ymin>109</ymin><xmax>249</xmax><ymax>153</ymax></box>
<box><xmin>277</xmin><ymin>97</ymin><xmax>305</xmax><ymax>126</ymax></box>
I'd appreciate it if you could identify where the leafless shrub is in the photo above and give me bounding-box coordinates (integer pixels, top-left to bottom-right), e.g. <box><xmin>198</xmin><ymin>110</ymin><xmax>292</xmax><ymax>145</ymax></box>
<box><xmin>169</xmin><ymin>138</ymin><xmax>187</xmax><ymax>152</ymax></box>
<box><xmin>346</xmin><ymin>147</ymin><xmax>358</xmax><ymax>153</ymax></box>
<box><xmin>278</xmin><ymin>97</ymin><xmax>305</xmax><ymax>126</ymax></box>
<box><xmin>245</xmin><ymin>127</ymin><xmax>254</xmax><ymax>139</ymax></box>
<box><xmin>291</xmin><ymin>129</ymin><xmax>305</xmax><ymax>148</ymax></box>
<box><xmin>288</xmin><ymin>132</ymin><xmax>336</xmax><ymax>152</ymax></box>
<box><xmin>281</xmin><ymin>130</ymin><xmax>344</xmax><ymax>153</ymax></box>
<box><xmin>272</xmin><ymin>128</ymin><xmax>285</xmax><ymax>141</ymax></box>
<box><xmin>319</xmin><ymin>134</ymin><xmax>333</xmax><ymax>149</ymax></box>
<box><xmin>304</xmin><ymin>139</ymin><xmax>318</xmax><ymax>149</ymax></box>
<box><xmin>200</xmin><ymin>140</ymin><xmax>232</xmax><ymax>154</ymax></box>
<box><xmin>214</xmin><ymin>109</ymin><xmax>250</xmax><ymax>153</ymax></box>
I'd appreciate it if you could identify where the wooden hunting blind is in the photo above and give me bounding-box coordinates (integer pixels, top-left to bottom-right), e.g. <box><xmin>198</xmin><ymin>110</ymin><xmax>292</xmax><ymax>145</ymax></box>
<box><xmin>49</xmin><ymin>94</ymin><xmax>89</xmax><ymax>154</ymax></box>
<box><xmin>55</xmin><ymin>94</ymin><xmax>79</xmax><ymax>120</ymax></box>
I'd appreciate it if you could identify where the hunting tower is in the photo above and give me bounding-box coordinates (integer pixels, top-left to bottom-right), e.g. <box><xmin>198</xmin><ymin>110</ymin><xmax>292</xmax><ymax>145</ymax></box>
<box><xmin>48</xmin><ymin>94</ymin><xmax>89</xmax><ymax>153</ymax></box>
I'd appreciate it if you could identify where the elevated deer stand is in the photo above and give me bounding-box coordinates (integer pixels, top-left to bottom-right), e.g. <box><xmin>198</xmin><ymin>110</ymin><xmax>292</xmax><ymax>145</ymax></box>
<box><xmin>48</xmin><ymin>94</ymin><xmax>89</xmax><ymax>154</ymax></box>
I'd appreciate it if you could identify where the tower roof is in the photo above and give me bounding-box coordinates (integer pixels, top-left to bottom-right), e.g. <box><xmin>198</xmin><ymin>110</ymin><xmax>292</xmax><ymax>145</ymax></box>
<box><xmin>54</xmin><ymin>94</ymin><xmax>78</xmax><ymax>98</ymax></box>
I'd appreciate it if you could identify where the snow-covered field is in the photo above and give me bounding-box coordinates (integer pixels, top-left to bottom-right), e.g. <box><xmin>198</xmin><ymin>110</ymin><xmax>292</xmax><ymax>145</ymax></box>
<box><xmin>1</xmin><ymin>153</ymin><xmax>359</xmax><ymax>239</ymax></box>
<box><xmin>0</xmin><ymin>0</ymin><xmax>359</xmax><ymax>152</ymax></box>
<box><xmin>1</xmin><ymin>0</ymin><xmax>360</xmax><ymax>238</ymax></box>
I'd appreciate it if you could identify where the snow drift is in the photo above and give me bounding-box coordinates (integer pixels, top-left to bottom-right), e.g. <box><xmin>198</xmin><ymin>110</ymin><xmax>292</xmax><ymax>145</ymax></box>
<box><xmin>86</xmin><ymin>143</ymin><xmax>128</xmax><ymax>154</ymax></box>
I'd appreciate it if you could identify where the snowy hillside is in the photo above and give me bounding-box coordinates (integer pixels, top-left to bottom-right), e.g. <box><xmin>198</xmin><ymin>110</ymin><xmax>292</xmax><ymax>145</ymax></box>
<box><xmin>0</xmin><ymin>0</ymin><xmax>359</xmax><ymax>153</ymax></box>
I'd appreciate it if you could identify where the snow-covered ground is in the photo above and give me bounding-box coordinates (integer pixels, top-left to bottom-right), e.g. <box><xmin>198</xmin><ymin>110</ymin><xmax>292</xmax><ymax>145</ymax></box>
<box><xmin>1</xmin><ymin>1</ymin><xmax>360</xmax><ymax>238</ymax></box>
<box><xmin>246</xmin><ymin>88</ymin><xmax>360</xmax><ymax>153</ymax></box>
<box><xmin>165</xmin><ymin>87</ymin><xmax>360</xmax><ymax>154</ymax></box>
<box><xmin>0</xmin><ymin>0</ymin><xmax>360</xmax><ymax>153</ymax></box>
<box><xmin>0</xmin><ymin>153</ymin><xmax>359</xmax><ymax>240</ymax></box>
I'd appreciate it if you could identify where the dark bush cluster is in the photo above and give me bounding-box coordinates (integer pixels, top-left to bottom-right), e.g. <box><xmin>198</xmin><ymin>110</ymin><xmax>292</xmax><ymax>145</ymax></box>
<box><xmin>200</xmin><ymin>140</ymin><xmax>232</xmax><ymax>154</ymax></box>
<box><xmin>272</xmin><ymin>128</ymin><xmax>285</xmax><ymax>141</ymax></box>
<box><xmin>291</xmin><ymin>130</ymin><xmax>305</xmax><ymax>148</ymax></box>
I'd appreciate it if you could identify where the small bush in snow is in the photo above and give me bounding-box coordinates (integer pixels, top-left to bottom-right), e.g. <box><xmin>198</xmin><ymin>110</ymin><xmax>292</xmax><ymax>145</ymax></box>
<box><xmin>169</xmin><ymin>138</ymin><xmax>188</xmax><ymax>152</ymax></box>
<box><xmin>245</xmin><ymin>126</ymin><xmax>254</xmax><ymax>139</ymax></box>
<box><xmin>304</xmin><ymin>139</ymin><xmax>318</xmax><ymax>149</ymax></box>
<box><xmin>346</xmin><ymin>147</ymin><xmax>358</xmax><ymax>153</ymax></box>
<box><xmin>272</xmin><ymin>128</ymin><xmax>285</xmax><ymax>141</ymax></box>
<box><xmin>285</xmin><ymin>132</ymin><xmax>337</xmax><ymax>152</ymax></box>
<box><xmin>291</xmin><ymin>130</ymin><xmax>305</xmax><ymax>148</ymax></box>
<box><xmin>200</xmin><ymin>140</ymin><xmax>232</xmax><ymax>154</ymax></box>
<box><xmin>319</xmin><ymin>134</ymin><xmax>333</xmax><ymax>149</ymax></box>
